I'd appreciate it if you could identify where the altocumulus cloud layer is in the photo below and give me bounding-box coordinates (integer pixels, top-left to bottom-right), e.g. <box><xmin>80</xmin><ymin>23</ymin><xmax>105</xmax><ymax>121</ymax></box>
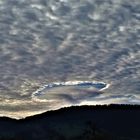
<box><xmin>0</xmin><ymin>0</ymin><xmax>140</xmax><ymax>119</ymax></box>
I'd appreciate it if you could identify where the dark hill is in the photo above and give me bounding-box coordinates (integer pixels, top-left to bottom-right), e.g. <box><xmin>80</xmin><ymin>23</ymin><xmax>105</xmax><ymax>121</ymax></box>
<box><xmin>0</xmin><ymin>104</ymin><xmax>140</xmax><ymax>140</ymax></box>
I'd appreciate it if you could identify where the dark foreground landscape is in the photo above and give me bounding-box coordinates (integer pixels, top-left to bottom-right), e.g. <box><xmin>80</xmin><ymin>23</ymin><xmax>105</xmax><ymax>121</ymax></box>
<box><xmin>0</xmin><ymin>105</ymin><xmax>140</xmax><ymax>140</ymax></box>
